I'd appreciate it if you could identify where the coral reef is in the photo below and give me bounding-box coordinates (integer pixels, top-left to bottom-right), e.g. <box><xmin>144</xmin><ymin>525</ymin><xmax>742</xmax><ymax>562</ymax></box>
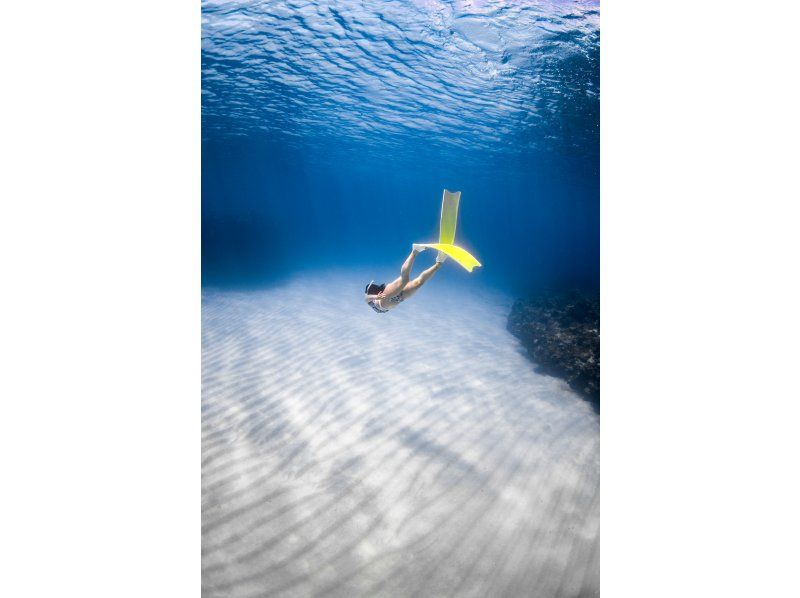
<box><xmin>508</xmin><ymin>290</ymin><xmax>600</xmax><ymax>405</ymax></box>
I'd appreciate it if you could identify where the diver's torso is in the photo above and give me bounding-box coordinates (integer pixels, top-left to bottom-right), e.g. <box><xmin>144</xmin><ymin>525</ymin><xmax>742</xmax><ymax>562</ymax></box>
<box><xmin>374</xmin><ymin>297</ymin><xmax>397</xmax><ymax>312</ymax></box>
<box><xmin>375</xmin><ymin>290</ymin><xmax>407</xmax><ymax>312</ymax></box>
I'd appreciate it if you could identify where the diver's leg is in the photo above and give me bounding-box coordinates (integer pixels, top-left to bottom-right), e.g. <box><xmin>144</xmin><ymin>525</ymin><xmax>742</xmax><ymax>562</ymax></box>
<box><xmin>382</xmin><ymin>249</ymin><xmax>419</xmax><ymax>297</ymax></box>
<box><xmin>382</xmin><ymin>276</ymin><xmax>403</xmax><ymax>298</ymax></box>
<box><xmin>398</xmin><ymin>261</ymin><xmax>442</xmax><ymax>300</ymax></box>
<box><xmin>399</xmin><ymin>249</ymin><xmax>418</xmax><ymax>284</ymax></box>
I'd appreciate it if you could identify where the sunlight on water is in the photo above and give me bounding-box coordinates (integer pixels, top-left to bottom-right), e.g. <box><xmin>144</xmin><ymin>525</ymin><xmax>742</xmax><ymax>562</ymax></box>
<box><xmin>201</xmin><ymin>1</ymin><xmax>600</xmax><ymax>288</ymax></box>
<box><xmin>202</xmin><ymin>0</ymin><xmax>599</xmax><ymax>161</ymax></box>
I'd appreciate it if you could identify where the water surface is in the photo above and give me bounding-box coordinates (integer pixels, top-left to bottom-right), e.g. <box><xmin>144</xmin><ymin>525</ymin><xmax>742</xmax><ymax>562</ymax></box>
<box><xmin>202</xmin><ymin>0</ymin><xmax>599</xmax><ymax>292</ymax></box>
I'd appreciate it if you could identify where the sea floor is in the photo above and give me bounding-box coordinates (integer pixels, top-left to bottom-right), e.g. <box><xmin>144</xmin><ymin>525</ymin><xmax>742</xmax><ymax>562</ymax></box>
<box><xmin>202</xmin><ymin>270</ymin><xmax>599</xmax><ymax>598</ymax></box>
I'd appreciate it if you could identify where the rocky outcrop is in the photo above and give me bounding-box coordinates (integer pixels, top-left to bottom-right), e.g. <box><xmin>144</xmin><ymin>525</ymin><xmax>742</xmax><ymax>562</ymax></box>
<box><xmin>507</xmin><ymin>290</ymin><xmax>600</xmax><ymax>405</ymax></box>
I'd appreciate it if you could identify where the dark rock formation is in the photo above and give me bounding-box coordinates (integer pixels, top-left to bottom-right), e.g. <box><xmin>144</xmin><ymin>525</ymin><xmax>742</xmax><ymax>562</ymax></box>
<box><xmin>507</xmin><ymin>290</ymin><xmax>600</xmax><ymax>405</ymax></box>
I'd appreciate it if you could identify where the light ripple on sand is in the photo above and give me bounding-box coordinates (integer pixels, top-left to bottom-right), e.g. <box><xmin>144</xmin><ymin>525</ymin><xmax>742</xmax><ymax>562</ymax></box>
<box><xmin>202</xmin><ymin>271</ymin><xmax>598</xmax><ymax>597</ymax></box>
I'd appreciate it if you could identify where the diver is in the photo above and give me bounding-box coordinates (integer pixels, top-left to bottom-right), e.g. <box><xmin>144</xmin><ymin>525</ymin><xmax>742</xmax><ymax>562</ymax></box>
<box><xmin>364</xmin><ymin>245</ymin><xmax>446</xmax><ymax>313</ymax></box>
<box><xmin>364</xmin><ymin>189</ymin><xmax>481</xmax><ymax>314</ymax></box>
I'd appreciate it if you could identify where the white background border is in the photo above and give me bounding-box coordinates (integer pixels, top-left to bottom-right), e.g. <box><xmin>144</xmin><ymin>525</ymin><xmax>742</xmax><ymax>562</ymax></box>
<box><xmin>602</xmin><ymin>0</ymin><xmax>800</xmax><ymax>595</ymax></box>
<box><xmin>1</xmin><ymin>2</ymin><xmax>199</xmax><ymax>595</ymax></box>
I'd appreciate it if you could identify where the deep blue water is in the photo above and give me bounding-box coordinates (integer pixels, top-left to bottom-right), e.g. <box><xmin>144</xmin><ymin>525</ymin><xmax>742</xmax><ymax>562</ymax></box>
<box><xmin>202</xmin><ymin>0</ymin><xmax>599</xmax><ymax>295</ymax></box>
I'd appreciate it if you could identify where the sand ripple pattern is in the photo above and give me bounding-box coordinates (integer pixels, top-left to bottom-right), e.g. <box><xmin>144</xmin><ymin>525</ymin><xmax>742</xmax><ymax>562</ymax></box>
<box><xmin>202</xmin><ymin>272</ymin><xmax>599</xmax><ymax>597</ymax></box>
<box><xmin>202</xmin><ymin>0</ymin><xmax>599</xmax><ymax>159</ymax></box>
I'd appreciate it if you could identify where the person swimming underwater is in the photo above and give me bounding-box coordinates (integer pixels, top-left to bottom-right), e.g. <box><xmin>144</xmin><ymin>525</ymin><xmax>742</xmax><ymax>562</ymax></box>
<box><xmin>364</xmin><ymin>245</ymin><xmax>446</xmax><ymax>313</ymax></box>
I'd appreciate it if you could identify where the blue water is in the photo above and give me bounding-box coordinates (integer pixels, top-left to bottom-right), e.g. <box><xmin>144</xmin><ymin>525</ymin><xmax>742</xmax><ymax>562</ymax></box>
<box><xmin>202</xmin><ymin>2</ymin><xmax>600</xmax><ymax>596</ymax></box>
<box><xmin>202</xmin><ymin>0</ymin><xmax>599</xmax><ymax>294</ymax></box>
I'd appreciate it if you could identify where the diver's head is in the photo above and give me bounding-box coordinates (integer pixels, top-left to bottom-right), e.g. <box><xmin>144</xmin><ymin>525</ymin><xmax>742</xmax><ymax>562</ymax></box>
<box><xmin>364</xmin><ymin>281</ymin><xmax>385</xmax><ymax>299</ymax></box>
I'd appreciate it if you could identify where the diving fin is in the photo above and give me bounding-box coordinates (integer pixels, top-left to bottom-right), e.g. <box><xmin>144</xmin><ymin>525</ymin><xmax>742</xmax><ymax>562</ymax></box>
<box><xmin>439</xmin><ymin>189</ymin><xmax>461</xmax><ymax>245</ymax></box>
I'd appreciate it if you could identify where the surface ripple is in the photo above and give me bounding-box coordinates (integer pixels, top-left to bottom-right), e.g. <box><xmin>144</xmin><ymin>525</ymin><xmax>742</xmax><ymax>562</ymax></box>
<box><xmin>202</xmin><ymin>0</ymin><xmax>599</xmax><ymax>161</ymax></box>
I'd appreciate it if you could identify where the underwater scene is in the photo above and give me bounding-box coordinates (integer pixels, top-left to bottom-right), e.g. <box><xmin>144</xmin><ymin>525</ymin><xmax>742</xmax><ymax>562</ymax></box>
<box><xmin>202</xmin><ymin>1</ymin><xmax>599</xmax><ymax>596</ymax></box>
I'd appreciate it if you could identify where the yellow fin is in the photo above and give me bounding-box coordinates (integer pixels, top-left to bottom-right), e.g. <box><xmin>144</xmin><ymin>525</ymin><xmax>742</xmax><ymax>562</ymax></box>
<box><xmin>418</xmin><ymin>243</ymin><xmax>482</xmax><ymax>272</ymax></box>
<box><xmin>439</xmin><ymin>190</ymin><xmax>460</xmax><ymax>245</ymax></box>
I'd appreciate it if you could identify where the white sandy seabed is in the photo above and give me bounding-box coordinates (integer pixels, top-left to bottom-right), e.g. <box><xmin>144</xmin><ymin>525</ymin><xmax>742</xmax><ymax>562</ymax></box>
<box><xmin>202</xmin><ymin>269</ymin><xmax>599</xmax><ymax>598</ymax></box>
